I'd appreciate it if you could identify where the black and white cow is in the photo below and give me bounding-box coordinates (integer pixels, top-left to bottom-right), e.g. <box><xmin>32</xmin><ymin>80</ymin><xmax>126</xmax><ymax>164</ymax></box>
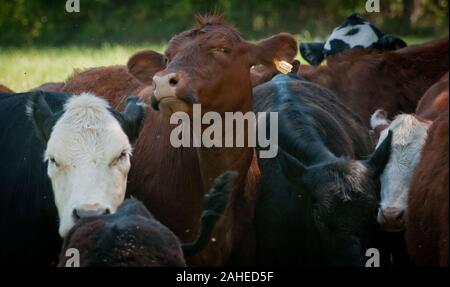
<box><xmin>0</xmin><ymin>91</ymin><xmax>145</xmax><ymax>266</ymax></box>
<box><xmin>300</xmin><ymin>14</ymin><xmax>407</xmax><ymax>65</ymax></box>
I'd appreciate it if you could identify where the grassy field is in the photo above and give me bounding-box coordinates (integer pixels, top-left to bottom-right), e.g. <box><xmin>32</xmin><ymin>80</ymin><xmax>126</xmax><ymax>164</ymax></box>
<box><xmin>0</xmin><ymin>43</ymin><xmax>165</xmax><ymax>92</ymax></box>
<box><xmin>0</xmin><ymin>36</ymin><xmax>440</xmax><ymax>92</ymax></box>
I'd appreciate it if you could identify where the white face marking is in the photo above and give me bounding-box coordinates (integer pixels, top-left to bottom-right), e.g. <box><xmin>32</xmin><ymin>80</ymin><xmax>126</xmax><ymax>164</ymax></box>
<box><xmin>45</xmin><ymin>93</ymin><xmax>132</xmax><ymax>237</ymax></box>
<box><xmin>370</xmin><ymin>109</ymin><xmax>390</xmax><ymax>129</ymax></box>
<box><xmin>376</xmin><ymin>115</ymin><xmax>429</xmax><ymax>224</ymax></box>
<box><xmin>324</xmin><ymin>23</ymin><xmax>379</xmax><ymax>52</ymax></box>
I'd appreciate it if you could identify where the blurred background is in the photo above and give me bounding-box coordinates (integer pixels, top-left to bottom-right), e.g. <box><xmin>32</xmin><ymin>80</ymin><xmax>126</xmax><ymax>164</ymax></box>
<box><xmin>0</xmin><ymin>0</ymin><xmax>448</xmax><ymax>91</ymax></box>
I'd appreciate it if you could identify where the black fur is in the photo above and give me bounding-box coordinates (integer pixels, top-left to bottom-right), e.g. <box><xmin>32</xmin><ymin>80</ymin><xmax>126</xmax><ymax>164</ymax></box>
<box><xmin>253</xmin><ymin>74</ymin><xmax>391</xmax><ymax>266</ymax></box>
<box><xmin>0</xmin><ymin>91</ymin><xmax>69</xmax><ymax>266</ymax></box>
<box><xmin>299</xmin><ymin>42</ymin><xmax>325</xmax><ymax>66</ymax></box>
<box><xmin>108</xmin><ymin>96</ymin><xmax>146</xmax><ymax>143</ymax></box>
<box><xmin>59</xmin><ymin>198</ymin><xmax>186</xmax><ymax>267</ymax></box>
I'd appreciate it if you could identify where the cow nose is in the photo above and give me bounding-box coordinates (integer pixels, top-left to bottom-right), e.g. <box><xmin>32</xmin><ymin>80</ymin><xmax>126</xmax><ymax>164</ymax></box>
<box><xmin>73</xmin><ymin>206</ymin><xmax>110</xmax><ymax>220</ymax></box>
<box><xmin>379</xmin><ymin>207</ymin><xmax>405</xmax><ymax>232</ymax></box>
<box><xmin>152</xmin><ymin>73</ymin><xmax>178</xmax><ymax>101</ymax></box>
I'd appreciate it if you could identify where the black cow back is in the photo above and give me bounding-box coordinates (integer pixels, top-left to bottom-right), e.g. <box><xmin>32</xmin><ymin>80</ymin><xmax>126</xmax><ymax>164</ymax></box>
<box><xmin>0</xmin><ymin>92</ymin><xmax>69</xmax><ymax>266</ymax></box>
<box><xmin>252</xmin><ymin>74</ymin><xmax>375</xmax><ymax>266</ymax></box>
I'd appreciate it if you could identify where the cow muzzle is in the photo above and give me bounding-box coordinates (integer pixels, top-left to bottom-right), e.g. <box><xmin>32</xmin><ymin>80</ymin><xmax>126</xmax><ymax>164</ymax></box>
<box><xmin>72</xmin><ymin>203</ymin><xmax>110</xmax><ymax>221</ymax></box>
<box><xmin>378</xmin><ymin>207</ymin><xmax>405</xmax><ymax>232</ymax></box>
<box><xmin>151</xmin><ymin>73</ymin><xmax>178</xmax><ymax>108</ymax></box>
<box><xmin>151</xmin><ymin>72</ymin><xmax>193</xmax><ymax>115</ymax></box>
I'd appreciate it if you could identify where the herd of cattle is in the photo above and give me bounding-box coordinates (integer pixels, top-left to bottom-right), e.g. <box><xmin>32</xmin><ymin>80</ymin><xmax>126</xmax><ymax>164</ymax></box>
<box><xmin>0</xmin><ymin>14</ymin><xmax>448</xmax><ymax>267</ymax></box>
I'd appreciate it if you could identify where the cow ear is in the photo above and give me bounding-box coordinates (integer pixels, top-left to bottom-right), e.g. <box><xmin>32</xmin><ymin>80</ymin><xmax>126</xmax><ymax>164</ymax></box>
<box><xmin>246</xmin><ymin>33</ymin><xmax>298</xmax><ymax>70</ymax></box>
<box><xmin>378</xmin><ymin>35</ymin><xmax>407</xmax><ymax>50</ymax></box>
<box><xmin>111</xmin><ymin>96</ymin><xmax>147</xmax><ymax>143</ymax></box>
<box><xmin>27</xmin><ymin>91</ymin><xmax>62</xmax><ymax>142</ymax></box>
<box><xmin>278</xmin><ymin>147</ymin><xmax>308</xmax><ymax>181</ymax></box>
<box><xmin>300</xmin><ymin>42</ymin><xmax>325</xmax><ymax>65</ymax></box>
<box><xmin>366</xmin><ymin>130</ymin><xmax>393</xmax><ymax>177</ymax></box>
<box><xmin>127</xmin><ymin>50</ymin><xmax>166</xmax><ymax>85</ymax></box>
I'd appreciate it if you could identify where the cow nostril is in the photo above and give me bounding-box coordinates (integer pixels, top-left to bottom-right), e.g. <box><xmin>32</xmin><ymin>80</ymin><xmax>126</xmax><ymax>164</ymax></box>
<box><xmin>169</xmin><ymin>76</ymin><xmax>179</xmax><ymax>87</ymax></box>
<box><xmin>72</xmin><ymin>209</ymin><xmax>80</xmax><ymax>221</ymax></box>
<box><xmin>73</xmin><ymin>207</ymin><xmax>110</xmax><ymax>218</ymax></box>
<box><xmin>396</xmin><ymin>210</ymin><xmax>405</xmax><ymax>221</ymax></box>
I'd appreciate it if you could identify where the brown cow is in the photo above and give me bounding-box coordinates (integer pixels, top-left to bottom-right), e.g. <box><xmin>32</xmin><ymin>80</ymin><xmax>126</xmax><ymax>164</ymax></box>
<box><xmin>30</xmin><ymin>82</ymin><xmax>65</xmax><ymax>92</ymax></box>
<box><xmin>416</xmin><ymin>72</ymin><xmax>449</xmax><ymax>121</ymax></box>
<box><xmin>299</xmin><ymin>38</ymin><xmax>449</xmax><ymax>126</ymax></box>
<box><xmin>61</xmin><ymin>15</ymin><xmax>297</xmax><ymax>266</ymax></box>
<box><xmin>405</xmin><ymin>113</ymin><xmax>449</xmax><ymax>267</ymax></box>
<box><xmin>0</xmin><ymin>84</ymin><xmax>13</xmax><ymax>93</ymax></box>
<box><xmin>63</xmin><ymin>50</ymin><xmax>167</xmax><ymax>107</ymax></box>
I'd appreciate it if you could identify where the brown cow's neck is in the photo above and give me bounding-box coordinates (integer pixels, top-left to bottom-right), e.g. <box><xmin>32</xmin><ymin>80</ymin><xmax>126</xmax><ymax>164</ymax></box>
<box><xmin>193</xmin><ymin>89</ymin><xmax>258</xmax><ymax>265</ymax></box>
<box><xmin>197</xmin><ymin>146</ymin><xmax>253</xmax><ymax>192</ymax></box>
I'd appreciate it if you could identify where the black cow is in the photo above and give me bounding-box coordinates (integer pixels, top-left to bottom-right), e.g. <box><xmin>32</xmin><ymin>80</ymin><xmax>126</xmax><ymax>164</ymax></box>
<box><xmin>0</xmin><ymin>92</ymin><xmax>67</xmax><ymax>266</ymax></box>
<box><xmin>253</xmin><ymin>74</ymin><xmax>392</xmax><ymax>266</ymax></box>
<box><xmin>58</xmin><ymin>172</ymin><xmax>237</xmax><ymax>267</ymax></box>
<box><xmin>300</xmin><ymin>13</ymin><xmax>406</xmax><ymax>65</ymax></box>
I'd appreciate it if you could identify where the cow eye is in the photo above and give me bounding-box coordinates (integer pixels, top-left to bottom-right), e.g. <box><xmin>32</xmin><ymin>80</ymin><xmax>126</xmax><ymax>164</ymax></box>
<box><xmin>213</xmin><ymin>47</ymin><xmax>231</xmax><ymax>54</ymax></box>
<box><xmin>110</xmin><ymin>150</ymin><xmax>129</xmax><ymax>167</ymax></box>
<box><xmin>119</xmin><ymin>151</ymin><xmax>128</xmax><ymax>160</ymax></box>
<box><xmin>220</xmin><ymin>47</ymin><xmax>231</xmax><ymax>53</ymax></box>
<box><xmin>49</xmin><ymin>157</ymin><xmax>59</xmax><ymax>167</ymax></box>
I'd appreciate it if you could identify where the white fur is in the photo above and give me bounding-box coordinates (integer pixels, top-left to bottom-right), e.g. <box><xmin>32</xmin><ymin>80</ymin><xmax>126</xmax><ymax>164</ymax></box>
<box><xmin>376</xmin><ymin>115</ymin><xmax>429</xmax><ymax>225</ymax></box>
<box><xmin>370</xmin><ymin>109</ymin><xmax>390</xmax><ymax>129</ymax></box>
<box><xmin>324</xmin><ymin>23</ymin><xmax>379</xmax><ymax>52</ymax></box>
<box><xmin>45</xmin><ymin>93</ymin><xmax>132</xmax><ymax>237</ymax></box>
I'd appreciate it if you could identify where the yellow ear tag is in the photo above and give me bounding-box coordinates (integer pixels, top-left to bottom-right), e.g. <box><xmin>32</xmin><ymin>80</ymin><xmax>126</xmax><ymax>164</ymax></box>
<box><xmin>274</xmin><ymin>59</ymin><xmax>293</xmax><ymax>74</ymax></box>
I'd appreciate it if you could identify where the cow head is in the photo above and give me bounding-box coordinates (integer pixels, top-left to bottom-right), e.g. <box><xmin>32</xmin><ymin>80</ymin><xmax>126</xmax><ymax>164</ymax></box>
<box><xmin>300</xmin><ymin>13</ymin><xmax>407</xmax><ymax>65</ymax></box>
<box><xmin>28</xmin><ymin>92</ymin><xmax>146</xmax><ymax>237</ymax></box>
<box><xmin>278</xmin><ymin>131</ymin><xmax>392</xmax><ymax>265</ymax></box>
<box><xmin>151</xmin><ymin>15</ymin><xmax>297</xmax><ymax>116</ymax></box>
<box><xmin>374</xmin><ymin>113</ymin><xmax>429</xmax><ymax>232</ymax></box>
<box><xmin>58</xmin><ymin>198</ymin><xmax>186</xmax><ymax>267</ymax></box>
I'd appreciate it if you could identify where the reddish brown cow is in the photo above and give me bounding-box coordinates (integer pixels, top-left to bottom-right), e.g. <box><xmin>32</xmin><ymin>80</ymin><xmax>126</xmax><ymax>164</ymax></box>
<box><xmin>298</xmin><ymin>38</ymin><xmax>449</xmax><ymax>126</ymax></box>
<box><xmin>0</xmin><ymin>84</ymin><xmax>13</xmax><ymax>93</ymax></box>
<box><xmin>405</xmin><ymin>113</ymin><xmax>449</xmax><ymax>267</ymax></box>
<box><xmin>30</xmin><ymin>82</ymin><xmax>65</xmax><ymax>92</ymax></box>
<box><xmin>60</xmin><ymin>15</ymin><xmax>297</xmax><ymax>266</ymax></box>
<box><xmin>62</xmin><ymin>49</ymin><xmax>167</xmax><ymax>107</ymax></box>
<box><xmin>416</xmin><ymin>72</ymin><xmax>449</xmax><ymax>121</ymax></box>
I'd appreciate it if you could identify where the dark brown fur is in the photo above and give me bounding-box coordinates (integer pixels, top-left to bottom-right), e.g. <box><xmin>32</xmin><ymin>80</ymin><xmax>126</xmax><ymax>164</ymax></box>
<box><xmin>405</xmin><ymin>113</ymin><xmax>449</xmax><ymax>266</ymax></box>
<box><xmin>30</xmin><ymin>82</ymin><xmax>65</xmax><ymax>92</ymax></box>
<box><xmin>0</xmin><ymin>84</ymin><xmax>13</xmax><ymax>93</ymax></box>
<box><xmin>299</xmin><ymin>38</ymin><xmax>449</xmax><ymax>126</ymax></box>
<box><xmin>416</xmin><ymin>72</ymin><xmax>449</xmax><ymax>121</ymax></box>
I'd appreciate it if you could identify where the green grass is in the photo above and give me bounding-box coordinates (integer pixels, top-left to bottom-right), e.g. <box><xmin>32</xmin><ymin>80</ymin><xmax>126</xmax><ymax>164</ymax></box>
<box><xmin>0</xmin><ymin>36</ymin><xmax>440</xmax><ymax>92</ymax></box>
<box><xmin>0</xmin><ymin>43</ymin><xmax>165</xmax><ymax>92</ymax></box>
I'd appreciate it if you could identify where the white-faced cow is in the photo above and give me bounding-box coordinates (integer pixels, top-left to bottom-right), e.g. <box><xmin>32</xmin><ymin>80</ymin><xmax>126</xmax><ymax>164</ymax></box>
<box><xmin>300</xmin><ymin>13</ymin><xmax>406</xmax><ymax>65</ymax></box>
<box><xmin>371</xmin><ymin>111</ymin><xmax>430</xmax><ymax>232</ymax></box>
<box><xmin>0</xmin><ymin>91</ymin><xmax>145</xmax><ymax>266</ymax></box>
